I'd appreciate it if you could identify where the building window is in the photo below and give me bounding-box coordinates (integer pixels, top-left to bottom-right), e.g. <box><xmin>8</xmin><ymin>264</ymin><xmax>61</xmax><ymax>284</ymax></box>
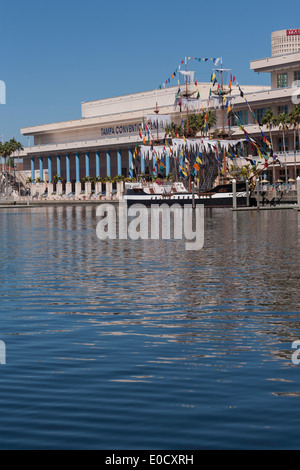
<box><xmin>234</xmin><ymin>110</ymin><xmax>248</xmax><ymax>126</ymax></box>
<box><xmin>278</xmin><ymin>105</ymin><xmax>288</xmax><ymax>115</ymax></box>
<box><xmin>254</xmin><ymin>108</ymin><xmax>266</xmax><ymax>124</ymax></box>
<box><xmin>279</xmin><ymin>169</ymin><xmax>289</xmax><ymax>179</ymax></box>
<box><xmin>277</xmin><ymin>73</ymin><xmax>288</xmax><ymax>88</ymax></box>
<box><xmin>278</xmin><ymin>137</ymin><xmax>289</xmax><ymax>152</ymax></box>
<box><xmin>294</xmin><ymin>70</ymin><xmax>300</xmax><ymax>82</ymax></box>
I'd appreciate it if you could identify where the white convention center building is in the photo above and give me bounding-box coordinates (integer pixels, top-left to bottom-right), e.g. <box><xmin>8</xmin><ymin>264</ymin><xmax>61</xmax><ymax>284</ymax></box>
<box><xmin>18</xmin><ymin>29</ymin><xmax>300</xmax><ymax>195</ymax></box>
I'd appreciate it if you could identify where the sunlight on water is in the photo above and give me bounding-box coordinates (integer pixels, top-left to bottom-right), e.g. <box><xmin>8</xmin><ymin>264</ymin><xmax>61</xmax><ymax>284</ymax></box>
<box><xmin>0</xmin><ymin>205</ymin><xmax>300</xmax><ymax>449</ymax></box>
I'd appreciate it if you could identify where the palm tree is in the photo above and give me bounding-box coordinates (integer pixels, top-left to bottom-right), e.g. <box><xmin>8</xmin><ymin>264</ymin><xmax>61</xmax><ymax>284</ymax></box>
<box><xmin>262</xmin><ymin>109</ymin><xmax>276</xmax><ymax>148</ymax></box>
<box><xmin>262</xmin><ymin>109</ymin><xmax>277</xmax><ymax>184</ymax></box>
<box><xmin>229</xmin><ymin>164</ymin><xmax>241</xmax><ymax>180</ymax></box>
<box><xmin>165</xmin><ymin>122</ymin><xmax>184</xmax><ymax>138</ymax></box>
<box><xmin>288</xmin><ymin>106</ymin><xmax>300</xmax><ymax>180</ymax></box>
<box><xmin>3</xmin><ymin>138</ymin><xmax>23</xmax><ymax>173</ymax></box>
<box><xmin>275</xmin><ymin>112</ymin><xmax>289</xmax><ymax>185</ymax></box>
<box><xmin>166</xmin><ymin>111</ymin><xmax>216</xmax><ymax>139</ymax></box>
<box><xmin>240</xmin><ymin>164</ymin><xmax>258</xmax><ymax>181</ymax></box>
<box><xmin>51</xmin><ymin>175</ymin><xmax>62</xmax><ymax>185</ymax></box>
<box><xmin>184</xmin><ymin>114</ymin><xmax>199</xmax><ymax>137</ymax></box>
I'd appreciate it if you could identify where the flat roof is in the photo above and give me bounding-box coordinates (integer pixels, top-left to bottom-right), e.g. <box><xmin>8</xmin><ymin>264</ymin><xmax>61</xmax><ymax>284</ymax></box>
<box><xmin>250</xmin><ymin>51</ymin><xmax>300</xmax><ymax>72</ymax></box>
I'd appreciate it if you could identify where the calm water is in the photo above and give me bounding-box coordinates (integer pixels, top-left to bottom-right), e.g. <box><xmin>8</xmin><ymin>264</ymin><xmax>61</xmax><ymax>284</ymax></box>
<box><xmin>0</xmin><ymin>205</ymin><xmax>300</xmax><ymax>449</ymax></box>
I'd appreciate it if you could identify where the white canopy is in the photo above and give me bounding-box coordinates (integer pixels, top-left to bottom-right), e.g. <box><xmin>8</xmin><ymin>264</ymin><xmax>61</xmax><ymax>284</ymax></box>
<box><xmin>140</xmin><ymin>145</ymin><xmax>172</xmax><ymax>161</ymax></box>
<box><xmin>139</xmin><ymin>138</ymin><xmax>246</xmax><ymax>160</ymax></box>
<box><xmin>171</xmin><ymin>138</ymin><xmax>245</xmax><ymax>154</ymax></box>
<box><xmin>145</xmin><ymin>114</ymin><xmax>171</xmax><ymax>127</ymax></box>
<box><xmin>178</xmin><ymin>70</ymin><xmax>195</xmax><ymax>83</ymax></box>
<box><xmin>180</xmin><ymin>98</ymin><xmax>201</xmax><ymax>111</ymax></box>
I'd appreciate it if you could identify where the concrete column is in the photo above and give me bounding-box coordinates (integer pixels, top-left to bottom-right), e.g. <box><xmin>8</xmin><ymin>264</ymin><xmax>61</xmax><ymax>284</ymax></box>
<box><xmin>48</xmin><ymin>183</ymin><xmax>54</xmax><ymax>198</ymax></box>
<box><xmin>39</xmin><ymin>182</ymin><xmax>46</xmax><ymax>195</ymax></box>
<box><xmin>66</xmin><ymin>182</ymin><xmax>72</xmax><ymax>194</ymax></box>
<box><xmin>57</xmin><ymin>155</ymin><xmax>61</xmax><ymax>178</ymax></box>
<box><xmin>57</xmin><ymin>182</ymin><xmax>63</xmax><ymax>196</ymax></box>
<box><xmin>75</xmin><ymin>182</ymin><xmax>81</xmax><ymax>198</ymax></box>
<box><xmin>85</xmin><ymin>181</ymin><xmax>92</xmax><ymax>197</ymax></box>
<box><xmin>66</xmin><ymin>154</ymin><xmax>71</xmax><ymax>183</ymax></box>
<box><xmin>48</xmin><ymin>156</ymin><xmax>52</xmax><ymax>183</ymax></box>
<box><xmin>246</xmin><ymin>180</ymin><xmax>250</xmax><ymax>207</ymax></box>
<box><xmin>117</xmin><ymin>181</ymin><xmax>124</xmax><ymax>200</ymax></box>
<box><xmin>128</xmin><ymin>148</ymin><xmax>133</xmax><ymax>177</ymax></box>
<box><xmin>31</xmin><ymin>157</ymin><xmax>35</xmax><ymax>181</ymax></box>
<box><xmin>85</xmin><ymin>152</ymin><xmax>90</xmax><ymax>177</ymax></box>
<box><xmin>117</xmin><ymin>149</ymin><xmax>122</xmax><ymax>176</ymax></box>
<box><xmin>75</xmin><ymin>153</ymin><xmax>80</xmax><ymax>182</ymax></box>
<box><xmin>106</xmin><ymin>181</ymin><xmax>113</xmax><ymax>199</ymax></box>
<box><xmin>95</xmin><ymin>181</ymin><xmax>102</xmax><ymax>197</ymax></box>
<box><xmin>297</xmin><ymin>176</ymin><xmax>300</xmax><ymax>208</ymax></box>
<box><xmin>30</xmin><ymin>183</ymin><xmax>37</xmax><ymax>196</ymax></box>
<box><xmin>96</xmin><ymin>151</ymin><xmax>100</xmax><ymax>178</ymax></box>
<box><xmin>256</xmin><ymin>178</ymin><xmax>260</xmax><ymax>209</ymax></box>
<box><xmin>106</xmin><ymin>150</ymin><xmax>111</xmax><ymax>177</ymax></box>
<box><xmin>191</xmin><ymin>181</ymin><xmax>195</xmax><ymax>209</ymax></box>
<box><xmin>232</xmin><ymin>178</ymin><xmax>237</xmax><ymax>209</ymax></box>
<box><xmin>39</xmin><ymin>156</ymin><xmax>43</xmax><ymax>181</ymax></box>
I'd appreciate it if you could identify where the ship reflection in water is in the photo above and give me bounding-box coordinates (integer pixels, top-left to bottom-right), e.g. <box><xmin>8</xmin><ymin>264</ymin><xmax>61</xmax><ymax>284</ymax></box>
<box><xmin>0</xmin><ymin>205</ymin><xmax>300</xmax><ymax>449</ymax></box>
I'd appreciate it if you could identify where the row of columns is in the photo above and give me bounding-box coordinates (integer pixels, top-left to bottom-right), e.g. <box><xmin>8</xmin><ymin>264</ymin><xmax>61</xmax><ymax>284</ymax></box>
<box><xmin>31</xmin><ymin>148</ymin><xmax>170</xmax><ymax>182</ymax></box>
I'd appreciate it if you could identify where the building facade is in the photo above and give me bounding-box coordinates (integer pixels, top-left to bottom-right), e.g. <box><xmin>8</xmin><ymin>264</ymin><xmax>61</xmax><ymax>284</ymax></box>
<box><xmin>271</xmin><ymin>29</ymin><xmax>300</xmax><ymax>56</ymax></box>
<box><xmin>18</xmin><ymin>30</ymin><xmax>300</xmax><ymax>190</ymax></box>
<box><xmin>229</xmin><ymin>50</ymin><xmax>300</xmax><ymax>182</ymax></box>
<box><xmin>19</xmin><ymin>82</ymin><xmax>265</xmax><ymax>193</ymax></box>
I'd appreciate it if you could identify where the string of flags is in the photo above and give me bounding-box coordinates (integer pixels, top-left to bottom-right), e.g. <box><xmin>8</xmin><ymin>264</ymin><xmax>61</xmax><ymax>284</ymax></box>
<box><xmin>207</xmin><ymin>68</ymin><xmax>281</xmax><ymax>169</ymax></box>
<box><xmin>158</xmin><ymin>57</ymin><xmax>221</xmax><ymax>90</ymax></box>
<box><xmin>131</xmin><ymin>59</ymin><xmax>284</xmax><ymax>177</ymax></box>
<box><xmin>226</xmin><ymin>76</ymin><xmax>283</xmax><ymax>168</ymax></box>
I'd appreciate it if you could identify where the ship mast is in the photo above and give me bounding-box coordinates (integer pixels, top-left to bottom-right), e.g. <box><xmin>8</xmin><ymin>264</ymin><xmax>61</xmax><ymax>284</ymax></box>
<box><xmin>154</xmin><ymin>89</ymin><xmax>160</xmax><ymax>143</ymax></box>
<box><xmin>212</xmin><ymin>57</ymin><xmax>232</xmax><ymax>184</ymax></box>
<box><xmin>185</xmin><ymin>57</ymin><xmax>190</xmax><ymax>136</ymax></box>
<box><xmin>221</xmin><ymin>58</ymin><xmax>227</xmax><ymax>182</ymax></box>
<box><xmin>177</xmin><ymin>57</ymin><xmax>198</xmax><ymax>192</ymax></box>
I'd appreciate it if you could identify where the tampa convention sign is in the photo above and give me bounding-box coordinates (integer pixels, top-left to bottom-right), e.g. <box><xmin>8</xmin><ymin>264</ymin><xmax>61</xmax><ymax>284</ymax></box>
<box><xmin>100</xmin><ymin>121</ymin><xmax>165</xmax><ymax>137</ymax></box>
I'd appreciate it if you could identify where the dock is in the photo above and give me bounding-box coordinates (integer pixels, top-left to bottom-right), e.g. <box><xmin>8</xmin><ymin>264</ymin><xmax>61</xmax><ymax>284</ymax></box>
<box><xmin>232</xmin><ymin>205</ymin><xmax>299</xmax><ymax>211</ymax></box>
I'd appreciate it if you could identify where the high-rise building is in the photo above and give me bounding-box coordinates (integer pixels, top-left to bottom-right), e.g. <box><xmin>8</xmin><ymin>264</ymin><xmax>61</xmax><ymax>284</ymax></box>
<box><xmin>271</xmin><ymin>29</ymin><xmax>300</xmax><ymax>56</ymax></box>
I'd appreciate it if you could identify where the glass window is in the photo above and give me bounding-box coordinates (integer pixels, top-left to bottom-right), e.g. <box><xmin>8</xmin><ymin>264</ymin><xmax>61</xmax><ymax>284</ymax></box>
<box><xmin>294</xmin><ymin>70</ymin><xmax>300</xmax><ymax>82</ymax></box>
<box><xmin>278</xmin><ymin>137</ymin><xmax>289</xmax><ymax>151</ymax></box>
<box><xmin>235</xmin><ymin>110</ymin><xmax>248</xmax><ymax>126</ymax></box>
<box><xmin>280</xmin><ymin>169</ymin><xmax>289</xmax><ymax>178</ymax></box>
<box><xmin>277</xmin><ymin>73</ymin><xmax>288</xmax><ymax>88</ymax></box>
<box><xmin>254</xmin><ymin>108</ymin><xmax>266</xmax><ymax>124</ymax></box>
<box><xmin>278</xmin><ymin>105</ymin><xmax>288</xmax><ymax>114</ymax></box>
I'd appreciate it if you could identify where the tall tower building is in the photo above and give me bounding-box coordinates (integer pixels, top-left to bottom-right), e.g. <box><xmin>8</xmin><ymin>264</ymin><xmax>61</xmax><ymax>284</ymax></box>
<box><xmin>271</xmin><ymin>29</ymin><xmax>300</xmax><ymax>56</ymax></box>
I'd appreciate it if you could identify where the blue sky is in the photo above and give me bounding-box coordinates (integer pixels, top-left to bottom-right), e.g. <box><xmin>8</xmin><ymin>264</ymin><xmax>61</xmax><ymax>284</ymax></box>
<box><xmin>0</xmin><ymin>0</ymin><xmax>299</xmax><ymax>145</ymax></box>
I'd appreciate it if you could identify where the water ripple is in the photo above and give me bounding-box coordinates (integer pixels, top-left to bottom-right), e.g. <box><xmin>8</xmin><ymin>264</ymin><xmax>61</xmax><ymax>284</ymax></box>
<box><xmin>0</xmin><ymin>206</ymin><xmax>300</xmax><ymax>449</ymax></box>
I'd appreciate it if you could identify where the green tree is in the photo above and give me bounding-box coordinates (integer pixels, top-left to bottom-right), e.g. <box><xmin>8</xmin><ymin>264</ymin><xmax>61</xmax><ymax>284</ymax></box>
<box><xmin>275</xmin><ymin>112</ymin><xmax>289</xmax><ymax>184</ymax></box>
<box><xmin>165</xmin><ymin>111</ymin><xmax>216</xmax><ymax>139</ymax></box>
<box><xmin>165</xmin><ymin>122</ymin><xmax>184</xmax><ymax>138</ymax></box>
<box><xmin>262</xmin><ymin>109</ymin><xmax>277</xmax><ymax>184</ymax></box>
<box><xmin>0</xmin><ymin>138</ymin><xmax>23</xmax><ymax>173</ymax></box>
<box><xmin>51</xmin><ymin>175</ymin><xmax>62</xmax><ymax>184</ymax></box>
